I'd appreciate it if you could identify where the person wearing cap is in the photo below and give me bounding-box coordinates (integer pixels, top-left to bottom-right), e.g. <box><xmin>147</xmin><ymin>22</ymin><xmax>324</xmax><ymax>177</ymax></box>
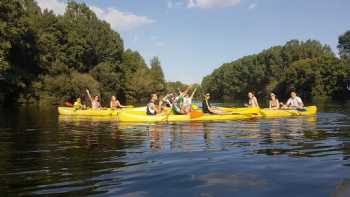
<box><xmin>269</xmin><ymin>93</ymin><xmax>280</xmax><ymax>109</ymax></box>
<box><xmin>202</xmin><ymin>93</ymin><xmax>225</xmax><ymax>114</ymax></box>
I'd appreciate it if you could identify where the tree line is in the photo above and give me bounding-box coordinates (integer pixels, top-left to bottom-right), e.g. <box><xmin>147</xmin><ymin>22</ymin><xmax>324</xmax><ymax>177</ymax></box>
<box><xmin>201</xmin><ymin>33</ymin><xmax>350</xmax><ymax>102</ymax></box>
<box><xmin>0</xmin><ymin>0</ymin><xmax>167</xmax><ymax>105</ymax></box>
<box><xmin>2</xmin><ymin>0</ymin><xmax>350</xmax><ymax>106</ymax></box>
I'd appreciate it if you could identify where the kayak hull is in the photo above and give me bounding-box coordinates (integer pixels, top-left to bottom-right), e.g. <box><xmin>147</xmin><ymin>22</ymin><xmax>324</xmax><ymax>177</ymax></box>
<box><xmin>218</xmin><ymin>107</ymin><xmax>260</xmax><ymax>115</ymax></box>
<box><xmin>260</xmin><ymin>106</ymin><xmax>317</xmax><ymax>117</ymax></box>
<box><xmin>118</xmin><ymin>111</ymin><xmax>252</xmax><ymax>122</ymax></box>
<box><xmin>58</xmin><ymin>107</ymin><xmax>118</xmax><ymax>116</ymax></box>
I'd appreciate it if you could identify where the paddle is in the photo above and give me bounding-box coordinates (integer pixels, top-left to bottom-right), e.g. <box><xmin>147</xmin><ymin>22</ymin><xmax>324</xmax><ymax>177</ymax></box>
<box><xmin>190</xmin><ymin>111</ymin><xmax>204</xmax><ymax>119</ymax></box>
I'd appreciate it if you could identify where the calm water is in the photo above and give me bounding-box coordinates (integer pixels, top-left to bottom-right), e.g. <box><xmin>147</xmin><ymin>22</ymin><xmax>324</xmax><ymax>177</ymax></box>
<box><xmin>1</xmin><ymin>102</ymin><xmax>350</xmax><ymax>197</ymax></box>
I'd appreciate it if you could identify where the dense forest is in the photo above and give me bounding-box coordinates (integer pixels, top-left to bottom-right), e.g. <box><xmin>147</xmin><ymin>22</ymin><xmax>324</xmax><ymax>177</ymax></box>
<box><xmin>202</xmin><ymin>33</ymin><xmax>350</xmax><ymax>101</ymax></box>
<box><xmin>1</xmin><ymin>1</ymin><xmax>350</xmax><ymax>107</ymax></box>
<box><xmin>0</xmin><ymin>0</ymin><xmax>168</xmax><ymax>105</ymax></box>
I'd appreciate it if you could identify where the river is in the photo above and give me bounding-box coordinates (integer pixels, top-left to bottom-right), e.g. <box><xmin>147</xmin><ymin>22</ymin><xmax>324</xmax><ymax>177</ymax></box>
<box><xmin>0</xmin><ymin>101</ymin><xmax>350</xmax><ymax>197</ymax></box>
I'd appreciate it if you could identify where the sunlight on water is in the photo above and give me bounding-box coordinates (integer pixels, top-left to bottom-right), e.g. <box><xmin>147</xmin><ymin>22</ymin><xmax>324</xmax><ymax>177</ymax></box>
<box><xmin>0</xmin><ymin>104</ymin><xmax>350</xmax><ymax>196</ymax></box>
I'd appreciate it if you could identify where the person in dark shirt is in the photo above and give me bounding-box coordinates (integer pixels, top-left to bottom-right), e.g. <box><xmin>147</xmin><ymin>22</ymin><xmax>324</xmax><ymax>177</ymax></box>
<box><xmin>202</xmin><ymin>93</ymin><xmax>225</xmax><ymax>114</ymax></box>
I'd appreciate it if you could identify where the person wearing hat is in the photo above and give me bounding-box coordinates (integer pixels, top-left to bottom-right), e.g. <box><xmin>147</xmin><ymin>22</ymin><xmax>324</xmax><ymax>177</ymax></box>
<box><xmin>269</xmin><ymin>93</ymin><xmax>280</xmax><ymax>109</ymax></box>
<box><xmin>202</xmin><ymin>93</ymin><xmax>225</xmax><ymax>114</ymax></box>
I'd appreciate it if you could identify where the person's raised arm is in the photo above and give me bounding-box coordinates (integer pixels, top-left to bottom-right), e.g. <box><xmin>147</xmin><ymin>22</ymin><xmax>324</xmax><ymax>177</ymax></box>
<box><xmin>190</xmin><ymin>88</ymin><xmax>197</xmax><ymax>99</ymax></box>
<box><xmin>86</xmin><ymin>89</ymin><xmax>93</xmax><ymax>103</ymax></box>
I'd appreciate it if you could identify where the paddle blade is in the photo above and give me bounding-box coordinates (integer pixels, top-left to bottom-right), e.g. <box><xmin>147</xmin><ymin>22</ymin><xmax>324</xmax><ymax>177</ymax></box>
<box><xmin>190</xmin><ymin>111</ymin><xmax>204</xmax><ymax>119</ymax></box>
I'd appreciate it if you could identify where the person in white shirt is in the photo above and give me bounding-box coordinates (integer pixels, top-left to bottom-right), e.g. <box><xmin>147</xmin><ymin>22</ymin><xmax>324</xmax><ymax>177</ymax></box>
<box><xmin>282</xmin><ymin>91</ymin><xmax>304</xmax><ymax>109</ymax></box>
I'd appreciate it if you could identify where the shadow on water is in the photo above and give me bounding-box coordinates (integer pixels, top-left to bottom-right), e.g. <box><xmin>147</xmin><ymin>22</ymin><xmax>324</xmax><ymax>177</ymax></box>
<box><xmin>0</xmin><ymin>103</ymin><xmax>350</xmax><ymax>196</ymax></box>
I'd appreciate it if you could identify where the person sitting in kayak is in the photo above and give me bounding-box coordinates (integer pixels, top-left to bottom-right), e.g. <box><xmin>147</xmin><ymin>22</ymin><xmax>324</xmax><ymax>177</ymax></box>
<box><xmin>269</xmin><ymin>93</ymin><xmax>280</xmax><ymax>109</ymax></box>
<box><xmin>110</xmin><ymin>96</ymin><xmax>126</xmax><ymax>109</ymax></box>
<box><xmin>202</xmin><ymin>93</ymin><xmax>225</xmax><ymax>114</ymax></box>
<box><xmin>183</xmin><ymin>88</ymin><xmax>197</xmax><ymax>114</ymax></box>
<box><xmin>172</xmin><ymin>85</ymin><xmax>192</xmax><ymax>115</ymax></box>
<box><xmin>282</xmin><ymin>91</ymin><xmax>304</xmax><ymax>109</ymax></box>
<box><xmin>159</xmin><ymin>93</ymin><xmax>173</xmax><ymax>110</ymax></box>
<box><xmin>73</xmin><ymin>98</ymin><xmax>82</xmax><ymax>110</ymax></box>
<box><xmin>246</xmin><ymin>92</ymin><xmax>259</xmax><ymax>108</ymax></box>
<box><xmin>147</xmin><ymin>94</ymin><xmax>159</xmax><ymax>115</ymax></box>
<box><xmin>86</xmin><ymin>89</ymin><xmax>101</xmax><ymax>110</ymax></box>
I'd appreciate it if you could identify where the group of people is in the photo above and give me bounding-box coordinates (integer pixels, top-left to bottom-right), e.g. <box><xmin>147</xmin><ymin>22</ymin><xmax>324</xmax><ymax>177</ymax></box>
<box><xmin>71</xmin><ymin>87</ymin><xmax>305</xmax><ymax>116</ymax></box>
<box><xmin>201</xmin><ymin>91</ymin><xmax>304</xmax><ymax>115</ymax></box>
<box><xmin>146</xmin><ymin>86</ymin><xmax>197</xmax><ymax>116</ymax></box>
<box><xmin>73</xmin><ymin>89</ymin><xmax>126</xmax><ymax>110</ymax></box>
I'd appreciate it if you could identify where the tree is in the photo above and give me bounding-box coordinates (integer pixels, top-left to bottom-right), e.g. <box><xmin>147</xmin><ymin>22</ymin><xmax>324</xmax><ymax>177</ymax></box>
<box><xmin>202</xmin><ymin>39</ymin><xmax>349</xmax><ymax>101</ymax></box>
<box><xmin>338</xmin><ymin>31</ymin><xmax>350</xmax><ymax>60</ymax></box>
<box><xmin>149</xmin><ymin>56</ymin><xmax>166</xmax><ymax>94</ymax></box>
<box><xmin>90</xmin><ymin>62</ymin><xmax>122</xmax><ymax>101</ymax></box>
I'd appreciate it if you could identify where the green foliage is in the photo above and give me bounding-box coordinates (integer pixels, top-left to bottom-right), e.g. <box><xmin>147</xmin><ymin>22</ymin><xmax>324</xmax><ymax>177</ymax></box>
<box><xmin>90</xmin><ymin>61</ymin><xmax>122</xmax><ymax>101</ymax></box>
<box><xmin>40</xmin><ymin>71</ymin><xmax>100</xmax><ymax>102</ymax></box>
<box><xmin>202</xmin><ymin>39</ymin><xmax>350</xmax><ymax>101</ymax></box>
<box><xmin>338</xmin><ymin>31</ymin><xmax>350</xmax><ymax>60</ymax></box>
<box><xmin>0</xmin><ymin>0</ymin><xmax>167</xmax><ymax>105</ymax></box>
<box><xmin>149</xmin><ymin>57</ymin><xmax>166</xmax><ymax>94</ymax></box>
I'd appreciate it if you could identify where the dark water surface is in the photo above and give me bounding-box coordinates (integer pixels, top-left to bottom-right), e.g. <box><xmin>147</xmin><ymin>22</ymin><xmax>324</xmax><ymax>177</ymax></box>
<box><xmin>1</xmin><ymin>102</ymin><xmax>350</xmax><ymax>197</ymax></box>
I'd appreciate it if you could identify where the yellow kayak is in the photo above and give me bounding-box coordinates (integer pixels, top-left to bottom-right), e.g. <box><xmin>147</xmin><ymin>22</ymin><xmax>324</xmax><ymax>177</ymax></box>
<box><xmin>260</xmin><ymin>106</ymin><xmax>317</xmax><ymax>117</ymax></box>
<box><xmin>217</xmin><ymin>107</ymin><xmax>260</xmax><ymax>115</ymax></box>
<box><xmin>58</xmin><ymin>107</ymin><xmax>116</xmax><ymax>116</ymax></box>
<box><xmin>118</xmin><ymin>111</ymin><xmax>252</xmax><ymax>122</ymax></box>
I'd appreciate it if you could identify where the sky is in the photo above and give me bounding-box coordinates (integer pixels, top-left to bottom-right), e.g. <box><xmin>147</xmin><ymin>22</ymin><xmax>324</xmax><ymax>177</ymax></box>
<box><xmin>36</xmin><ymin>0</ymin><xmax>350</xmax><ymax>84</ymax></box>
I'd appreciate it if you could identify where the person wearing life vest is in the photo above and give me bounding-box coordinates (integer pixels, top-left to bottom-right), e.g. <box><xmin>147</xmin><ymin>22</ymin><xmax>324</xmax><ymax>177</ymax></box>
<box><xmin>73</xmin><ymin>98</ymin><xmax>82</xmax><ymax>110</ymax></box>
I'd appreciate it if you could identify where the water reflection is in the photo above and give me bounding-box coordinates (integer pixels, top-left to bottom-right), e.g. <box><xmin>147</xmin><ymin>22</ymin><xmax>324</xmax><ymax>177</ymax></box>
<box><xmin>0</xmin><ymin>105</ymin><xmax>350</xmax><ymax>196</ymax></box>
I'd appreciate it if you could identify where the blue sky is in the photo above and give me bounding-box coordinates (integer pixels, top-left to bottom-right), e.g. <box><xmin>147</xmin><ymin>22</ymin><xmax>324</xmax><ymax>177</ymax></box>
<box><xmin>37</xmin><ymin>0</ymin><xmax>350</xmax><ymax>84</ymax></box>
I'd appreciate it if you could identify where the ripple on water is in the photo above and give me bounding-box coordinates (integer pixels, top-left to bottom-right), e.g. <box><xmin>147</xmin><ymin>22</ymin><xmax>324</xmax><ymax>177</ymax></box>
<box><xmin>0</xmin><ymin>108</ymin><xmax>350</xmax><ymax>196</ymax></box>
